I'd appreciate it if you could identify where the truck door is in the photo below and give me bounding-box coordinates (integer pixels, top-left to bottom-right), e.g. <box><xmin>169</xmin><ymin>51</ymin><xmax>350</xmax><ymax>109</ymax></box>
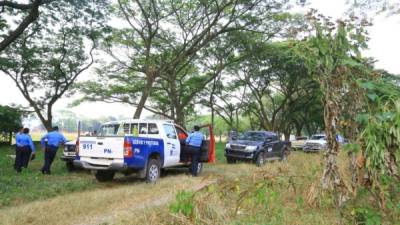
<box><xmin>271</xmin><ymin>134</ymin><xmax>282</xmax><ymax>157</ymax></box>
<box><xmin>162</xmin><ymin>123</ymin><xmax>180</xmax><ymax>167</ymax></box>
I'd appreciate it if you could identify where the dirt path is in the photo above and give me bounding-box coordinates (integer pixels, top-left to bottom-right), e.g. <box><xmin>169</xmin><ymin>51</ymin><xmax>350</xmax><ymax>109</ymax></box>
<box><xmin>0</xmin><ymin>173</ymin><xmax>215</xmax><ymax>225</ymax></box>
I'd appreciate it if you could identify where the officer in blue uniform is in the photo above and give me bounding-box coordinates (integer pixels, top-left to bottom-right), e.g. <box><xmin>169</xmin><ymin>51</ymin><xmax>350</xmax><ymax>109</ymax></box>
<box><xmin>40</xmin><ymin>126</ymin><xmax>67</xmax><ymax>174</ymax></box>
<box><xmin>185</xmin><ymin>125</ymin><xmax>204</xmax><ymax>176</ymax></box>
<box><xmin>14</xmin><ymin>126</ymin><xmax>23</xmax><ymax>170</ymax></box>
<box><xmin>15</xmin><ymin>128</ymin><xmax>35</xmax><ymax>173</ymax></box>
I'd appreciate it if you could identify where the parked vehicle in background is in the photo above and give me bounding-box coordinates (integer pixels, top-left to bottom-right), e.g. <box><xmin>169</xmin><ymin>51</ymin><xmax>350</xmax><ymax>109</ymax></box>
<box><xmin>291</xmin><ymin>136</ymin><xmax>308</xmax><ymax>150</ymax></box>
<box><xmin>73</xmin><ymin>120</ymin><xmax>215</xmax><ymax>182</ymax></box>
<box><xmin>61</xmin><ymin>140</ymin><xmax>77</xmax><ymax>171</ymax></box>
<box><xmin>303</xmin><ymin>133</ymin><xmax>344</xmax><ymax>152</ymax></box>
<box><xmin>224</xmin><ymin>131</ymin><xmax>291</xmax><ymax>167</ymax></box>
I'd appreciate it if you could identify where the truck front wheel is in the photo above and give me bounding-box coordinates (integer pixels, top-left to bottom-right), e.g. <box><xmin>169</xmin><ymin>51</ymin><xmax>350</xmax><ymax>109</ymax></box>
<box><xmin>146</xmin><ymin>158</ymin><xmax>161</xmax><ymax>183</ymax></box>
<box><xmin>95</xmin><ymin>170</ymin><xmax>115</xmax><ymax>182</ymax></box>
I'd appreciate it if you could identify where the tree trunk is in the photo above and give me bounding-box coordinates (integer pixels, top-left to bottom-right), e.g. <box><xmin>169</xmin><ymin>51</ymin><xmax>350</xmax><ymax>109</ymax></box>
<box><xmin>320</xmin><ymin>81</ymin><xmax>348</xmax><ymax>206</ymax></box>
<box><xmin>9</xmin><ymin>131</ymin><xmax>13</xmax><ymax>145</ymax></box>
<box><xmin>284</xmin><ymin>129</ymin><xmax>291</xmax><ymax>141</ymax></box>
<box><xmin>295</xmin><ymin>122</ymin><xmax>303</xmax><ymax>137</ymax></box>
<box><xmin>133</xmin><ymin>75</ymin><xmax>155</xmax><ymax>119</ymax></box>
<box><xmin>175</xmin><ymin>107</ymin><xmax>185</xmax><ymax>127</ymax></box>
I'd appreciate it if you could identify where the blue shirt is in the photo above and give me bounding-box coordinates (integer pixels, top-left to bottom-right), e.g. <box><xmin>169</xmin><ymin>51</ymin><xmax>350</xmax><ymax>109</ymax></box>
<box><xmin>41</xmin><ymin>131</ymin><xmax>67</xmax><ymax>148</ymax></box>
<box><xmin>16</xmin><ymin>133</ymin><xmax>35</xmax><ymax>152</ymax></box>
<box><xmin>186</xmin><ymin>131</ymin><xmax>204</xmax><ymax>147</ymax></box>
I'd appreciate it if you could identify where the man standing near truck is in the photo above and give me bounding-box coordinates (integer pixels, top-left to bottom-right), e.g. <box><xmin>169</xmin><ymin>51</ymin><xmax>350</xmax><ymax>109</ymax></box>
<box><xmin>185</xmin><ymin>125</ymin><xmax>204</xmax><ymax>177</ymax></box>
<box><xmin>40</xmin><ymin>126</ymin><xmax>67</xmax><ymax>174</ymax></box>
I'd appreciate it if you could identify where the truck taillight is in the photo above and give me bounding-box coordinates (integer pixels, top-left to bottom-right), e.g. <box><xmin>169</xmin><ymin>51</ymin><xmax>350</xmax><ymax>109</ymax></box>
<box><xmin>124</xmin><ymin>139</ymin><xmax>133</xmax><ymax>157</ymax></box>
<box><xmin>75</xmin><ymin>139</ymin><xmax>80</xmax><ymax>155</ymax></box>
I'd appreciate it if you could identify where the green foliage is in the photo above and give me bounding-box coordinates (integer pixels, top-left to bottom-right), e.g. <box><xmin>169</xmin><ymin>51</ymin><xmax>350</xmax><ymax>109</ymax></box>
<box><xmin>0</xmin><ymin>0</ymin><xmax>109</xmax><ymax>129</ymax></box>
<box><xmin>169</xmin><ymin>191</ymin><xmax>194</xmax><ymax>217</ymax></box>
<box><xmin>0</xmin><ymin>105</ymin><xmax>22</xmax><ymax>132</ymax></box>
<box><xmin>357</xmin><ymin>79</ymin><xmax>400</xmax><ymax>176</ymax></box>
<box><xmin>77</xmin><ymin>0</ymin><xmax>295</xmax><ymax>123</ymax></box>
<box><xmin>353</xmin><ymin>207</ymin><xmax>382</xmax><ymax>225</ymax></box>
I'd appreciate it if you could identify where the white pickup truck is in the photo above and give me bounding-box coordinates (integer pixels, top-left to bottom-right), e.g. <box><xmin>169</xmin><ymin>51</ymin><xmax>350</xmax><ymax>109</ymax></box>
<box><xmin>73</xmin><ymin>119</ymin><xmax>214</xmax><ymax>182</ymax></box>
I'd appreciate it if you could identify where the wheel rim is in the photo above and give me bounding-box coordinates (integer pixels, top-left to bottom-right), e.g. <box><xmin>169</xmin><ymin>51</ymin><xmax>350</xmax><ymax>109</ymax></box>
<box><xmin>149</xmin><ymin>164</ymin><xmax>159</xmax><ymax>182</ymax></box>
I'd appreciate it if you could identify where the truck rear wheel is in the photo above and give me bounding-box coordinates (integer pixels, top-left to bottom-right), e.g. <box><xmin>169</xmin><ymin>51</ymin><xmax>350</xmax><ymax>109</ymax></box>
<box><xmin>95</xmin><ymin>170</ymin><xmax>115</xmax><ymax>182</ymax></box>
<box><xmin>146</xmin><ymin>158</ymin><xmax>161</xmax><ymax>183</ymax></box>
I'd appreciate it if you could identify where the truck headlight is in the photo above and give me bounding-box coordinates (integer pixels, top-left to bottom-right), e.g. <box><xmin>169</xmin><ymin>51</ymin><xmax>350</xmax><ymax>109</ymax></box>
<box><xmin>245</xmin><ymin>146</ymin><xmax>258</xmax><ymax>151</ymax></box>
<box><xmin>225</xmin><ymin>143</ymin><xmax>231</xmax><ymax>149</ymax></box>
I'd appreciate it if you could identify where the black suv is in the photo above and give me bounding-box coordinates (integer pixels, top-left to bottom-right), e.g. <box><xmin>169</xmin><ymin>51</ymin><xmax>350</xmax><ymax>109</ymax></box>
<box><xmin>224</xmin><ymin>131</ymin><xmax>291</xmax><ymax>166</ymax></box>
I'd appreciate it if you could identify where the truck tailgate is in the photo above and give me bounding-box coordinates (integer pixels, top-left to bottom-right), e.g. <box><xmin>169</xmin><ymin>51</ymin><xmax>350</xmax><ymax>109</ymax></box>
<box><xmin>79</xmin><ymin>136</ymin><xmax>124</xmax><ymax>159</ymax></box>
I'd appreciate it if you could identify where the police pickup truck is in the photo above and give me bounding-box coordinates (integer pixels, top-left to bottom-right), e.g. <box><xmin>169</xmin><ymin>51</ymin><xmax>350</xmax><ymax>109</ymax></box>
<box><xmin>225</xmin><ymin>131</ymin><xmax>291</xmax><ymax>166</ymax></box>
<box><xmin>73</xmin><ymin>120</ymin><xmax>214</xmax><ymax>182</ymax></box>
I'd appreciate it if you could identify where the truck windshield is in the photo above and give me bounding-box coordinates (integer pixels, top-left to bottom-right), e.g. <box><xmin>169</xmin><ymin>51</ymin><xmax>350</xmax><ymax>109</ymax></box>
<box><xmin>238</xmin><ymin>132</ymin><xmax>266</xmax><ymax>141</ymax></box>
<box><xmin>98</xmin><ymin>124</ymin><xmax>120</xmax><ymax>136</ymax></box>
<box><xmin>311</xmin><ymin>135</ymin><xmax>325</xmax><ymax>140</ymax></box>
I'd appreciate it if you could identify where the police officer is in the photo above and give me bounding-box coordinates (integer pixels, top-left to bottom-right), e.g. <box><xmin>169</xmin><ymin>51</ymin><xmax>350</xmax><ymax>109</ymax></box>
<box><xmin>40</xmin><ymin>126</ymin><xmax>67</xmax><ymax>174</ymax></box>
<box><xmin>15</xmin><ymin>128</ymin><xmax>35</xmax><ymax>173</ymax></box>
<box><xmin>185</xmin><ymin>125</ymin><xmax>204</xmax><ymax>176</ymax></box>
<box><xmin>14</xmin><ymin>126</ymin><xmax>23</xmax><ymax>170</ymax></box>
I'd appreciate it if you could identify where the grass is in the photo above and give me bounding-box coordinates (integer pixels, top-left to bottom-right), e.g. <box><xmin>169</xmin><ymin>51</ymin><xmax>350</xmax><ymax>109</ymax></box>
<box><xmin>1</xmin><ymin>142</ymin><xmax>399</xmax><ymax>225</ymax></box>
<box><xmin>0</xmin><ymin>143</ymin><xmax>98</xmax><ymax>208</ymax></box>
<box><xmin>0</xmin><ymin>141</ymin><xmax>226</xmax><ymax>208</ymax></box>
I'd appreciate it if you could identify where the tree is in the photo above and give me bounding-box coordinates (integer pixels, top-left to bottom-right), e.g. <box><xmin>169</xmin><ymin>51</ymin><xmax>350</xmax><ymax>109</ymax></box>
<box><xmin>349</xmin><ymin>0</ymin><xmax>400</xmax><ymax>16</ymax></box>
<box><xmin>0</xmin><ymin>104</ymin><xmax>23</xmax><ymax>144</ymax></box>
<box><xmin>77</xmin><ymin>0</ymin><xmax>292</xmax><ymax>120</ymax></box>
<box><xmin>0</xmin><ymin>0</ymin><xmax>109</xmax><ymax>131</ymax></box>
<box><xmin>296</xmin><ymin>10</ymin><xmax>372</xmax><ymax>205</ymax></box>
<box><xmin>227</xmin><ymin>40</ymin><xmax>319</xmax><ymax>136</ymax></box>
<box><xmin>0</xmin><ymin>0</ymin><xmax>56</xmax><ymax>52</ymax></box>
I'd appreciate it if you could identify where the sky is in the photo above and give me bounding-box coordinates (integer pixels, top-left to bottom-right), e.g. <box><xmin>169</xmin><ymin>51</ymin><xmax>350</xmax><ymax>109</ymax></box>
<box><xmin>0</xmin><ymin>0</ymin><xmax>399</xmax><ymax>122</ymax></box>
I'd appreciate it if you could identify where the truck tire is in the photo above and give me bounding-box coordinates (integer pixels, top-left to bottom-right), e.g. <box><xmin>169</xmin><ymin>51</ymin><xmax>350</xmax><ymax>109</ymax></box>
<box><xmin>95</xmin><ymin>170</ymin><xmax>115</xmax><ymax>182</ymax></box>
<box><xmin>146</xmin><ymin>158</ymin><xmax>161</xmax><ymax>183</ymax></box>
<box><xmin>226</xmin><ymin>157</ymin><xmax>237</xmax><ymax>164</ymax></box>
<box><xmin>65</xmin><ymin>161</ymin><xmax>75</xmax><ymax>172</ymax></box>
<box><xmin>255</xmin><ymin>152</ymin><xmax>265</xmax><ymax>167</ymax></box>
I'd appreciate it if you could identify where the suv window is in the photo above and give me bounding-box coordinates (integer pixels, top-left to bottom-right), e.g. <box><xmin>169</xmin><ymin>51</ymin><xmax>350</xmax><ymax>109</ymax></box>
<box><xmin>148</xmin><ymin>123</ymin><xmax>159</xmax><ymax>134</ymax></box>
<box><xmin>98</xmin><ymin>124</ymin><xmax>120</xmax><ymax>136</ymax></box>
<box><xmin>139</xmin><ymin>123</ymin><xmax>148</xmax><ymax>134</ymax></box>
<box><xmin>163</xmin><ymin>124</ymin><xmax>177</xmax><ymax>139</ymax></box>
<box><xmin>123</xmin><ymin>123</ymin><xmax>130</xmax><ymax>134</ymax></box>
<box><xmin>131</xmin><ymin>123</ymin><xmax>139</xmax><ymax>136</ymax></box>
<box><xmin>175</xmin><ymin>126</ymin><xmax>187</xmax><ymax>140</ymax></box>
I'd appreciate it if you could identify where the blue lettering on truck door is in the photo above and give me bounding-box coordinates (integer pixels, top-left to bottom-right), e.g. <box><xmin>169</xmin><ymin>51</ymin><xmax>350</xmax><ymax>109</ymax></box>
<box><xmin>123</xmin><ymin>136</ymin><xmax>164</xmax><ymax>169</ymax></box>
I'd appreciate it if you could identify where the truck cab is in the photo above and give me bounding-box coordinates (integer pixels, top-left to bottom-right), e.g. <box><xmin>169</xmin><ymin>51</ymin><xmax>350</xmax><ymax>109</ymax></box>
<box><xmin>73</xmin><ymin>119</ymin><xmax>214</xmax><ymax>182</ymax></box>
<box><xmin>224</xmin><ymin>131</ymin><xmax>291</xmax><ymax>166</ymax></box>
